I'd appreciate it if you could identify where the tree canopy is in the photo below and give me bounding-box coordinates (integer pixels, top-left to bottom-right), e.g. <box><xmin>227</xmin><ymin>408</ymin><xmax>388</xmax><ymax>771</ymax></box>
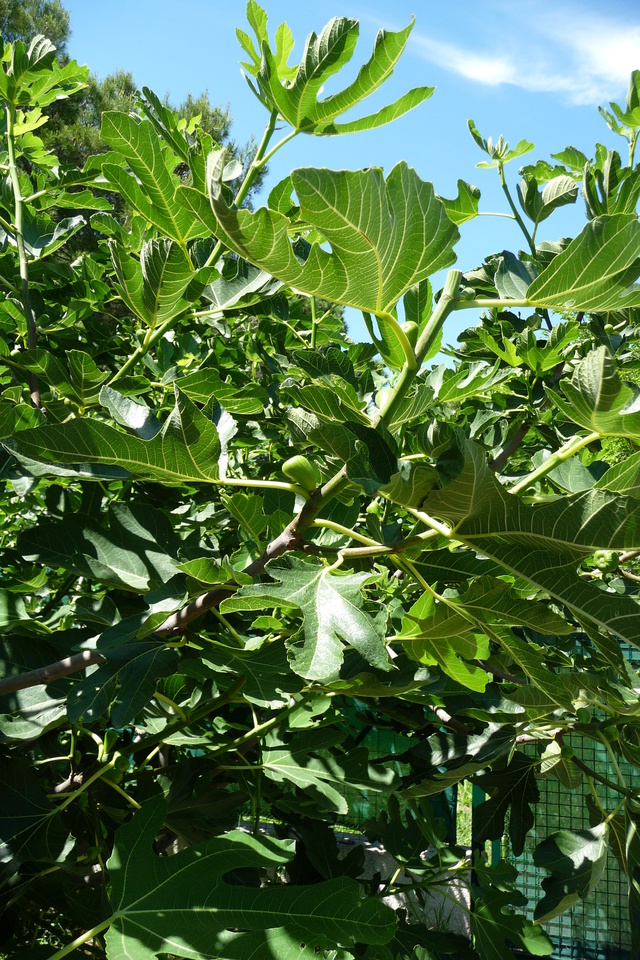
<box><xmin>0</xmin><ymin>6</ymin><xmax>639</xmax><ymax>960</ymax></box>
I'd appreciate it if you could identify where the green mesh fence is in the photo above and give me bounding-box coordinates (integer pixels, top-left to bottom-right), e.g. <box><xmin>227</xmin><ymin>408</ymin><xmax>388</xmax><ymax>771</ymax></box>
<box><xmin>499</xmin><ymin>643</ymin><xmax>639</xmax><ymax>960</ymax></box>
<box><xmin>335</xmin><ymin>702</ymin><xmax>413</xmax><ymax>830</ymax></box>
<box><xmin>330</xmin><ymin>653</ymin><xmax>637</xmax><ymax>959</ymax></box>
<box><xmin>504</xmin><ymin>741</ymin><xmax>632</xmax><ymax>960</ymax></box>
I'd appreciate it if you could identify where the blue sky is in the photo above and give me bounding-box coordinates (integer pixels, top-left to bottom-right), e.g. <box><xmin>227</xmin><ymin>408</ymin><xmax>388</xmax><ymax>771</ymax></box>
<box><xmin>62</xmin><ymin>0</ymin><xmax>640</xmax><ymax>345</ymax></box>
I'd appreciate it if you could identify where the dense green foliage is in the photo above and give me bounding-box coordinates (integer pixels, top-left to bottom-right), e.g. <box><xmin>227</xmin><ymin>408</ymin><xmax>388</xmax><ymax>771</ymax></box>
<box><xmin>1</xmin><ymin>5</ymin><xmax>640</xmax><ymax>959</ymax></box>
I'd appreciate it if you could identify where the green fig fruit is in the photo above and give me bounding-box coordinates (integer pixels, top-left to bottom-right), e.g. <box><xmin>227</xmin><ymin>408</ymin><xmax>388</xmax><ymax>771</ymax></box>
<box><xmin>401</xmin><ymin>320</ymin><xmax>419</xmax><ymax>348</ymax></box>
<box><xmin>593</xmin><ymin>550</ymin><xmax>619</xmax><ymax>573</ymax></box>
<box><xmin>375</xmin><ymin>387</ymin><xmax>393</xmax><ymax>409</ymax></box>
<box><xmin>282</xmin><ymin>455</ymin><xmax>317</xmax><ymax>492</ymax></box>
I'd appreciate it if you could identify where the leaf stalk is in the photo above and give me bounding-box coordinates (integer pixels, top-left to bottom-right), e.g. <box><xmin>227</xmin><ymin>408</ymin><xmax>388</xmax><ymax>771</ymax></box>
<box><xmin>6</xmin><ymin>103</ymin><xmax>40</xmax><ymax>406</ymax></box>
<box><xmin>508</xmin><ymin>431</ymin><xmax>600</xmax><ymax>495</ymax></box>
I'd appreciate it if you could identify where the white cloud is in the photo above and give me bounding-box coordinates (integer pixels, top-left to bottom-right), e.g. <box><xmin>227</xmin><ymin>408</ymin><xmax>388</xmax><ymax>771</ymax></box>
<box><xmin>408</xmin><ymin>2</ymin><xmax>640</xmax><ymax>106</ymax></box>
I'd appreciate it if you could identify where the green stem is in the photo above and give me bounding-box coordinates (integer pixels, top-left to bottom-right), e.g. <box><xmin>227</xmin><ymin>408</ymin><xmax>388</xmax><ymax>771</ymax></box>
<box><xmin>508</xmin><ymin>431</ymin><xmax>600</xmax><ymax>495</ymax></box>
<box><xmin>108</xmin><ymin>316</ymin><xmax>176</xmax><ymax>385</ymax></box>
<box><xmin>54</xmin><ymin>761</ymin><xmax>116</xmax><ymax>813</ymax></box>
<box><xmin>45</xmin><ymin>916</ymin><xmax>113</xmax><ymax>960</ymax></box>
<box><xmin>377</xmin><ymin>309</ymin><xmax>418</xmax><ymax>371</ymax></box>
<box><xmin>498</xmin><ymin>162</ymin><xmax>536</xmax><ymax>256</ymax></box>
<box><xmin>312</xmin><ymin>518</ymin><xmax>378</xmax><ymax>546</ymax></box>
<box><xmin>374</xmin><ymin>270</ymin><xmax>462</xmax><ymax>428</ymax></box>
<box><xmin>0</xmin><ymin>211</ymin><xmax>14</xmax><ymax>233</ymax></box>
<box><xmin>254</xmin><ymin>126</ymin><xmax>298</xmax><ymax>170</ymax></box>
<box><xmin>208</xmin><ymin>692</ymin><xmax>313</xmax><ymax>759</ymax></box>
<box><xmin>311</xmin><ymin>518</ymin><xmax>438</xmax><ymax>558</ymax></box>
<box><xmin>310</xmin><ymin>295</ymin><xmax>318</xmax><ymax>349</ymax></box>
<box><xmin>587</xmin><ymin>776</ymin><xmax>607</xmax><ymax>819</ymax></box>
<box><xmin>101</xmin><ymin>776</ymin><xmax>142</xmax><ymax>810</ymax></box>
<box><xmin>215</xmin><ymin>476</ymin><xmax>309</xmax><ymax>497</ymax></box>
<box><xmin>605</xmin><ymin>797</ymin><xmax>627</xmax><ymax>825</ymax></box>
<box><xmin>600</xmin><ymin>733</ymin><xmax>628</xmax><ymax>791</ymax></box>
<box><xmin>335</xmin><ymin>532</ymin><xmax>439</xmax><ymax>559</ymax></box>
<box><xmin>128</xmin><ymin>676</ymin><xmax>246</xmax><ymax>756</ymax></box>
<box><xmin>154</xmin><ymin>691</ymin><xmax>188</xmax><ymax>722</ymax></box>
<box><xmin>404</xmin><ymin>505</ymin><xmax>452</xmax><ymax>538</ymax></box>
<box><xmin>6</xmin><ymin>103</ymin><xmax>40</xmax><ymax>406</ymax></box>
<box><xmin>252</xmin><ymin>742</ymin><xmax>263</xmax><ymax>836</ymax></box>
<box><xmin>203</xmin><ymin>109</ymin><xmax>280</xmax><ymax>270</ymax></box>
<box><xmin>311</xmin><ymin>466</ymin><xmax>351</xmax><ymax>519</ymax></box>
<box><xmin>453</xmin><ymin>297</ymin><xmax>529</xmax><ymax>311</ymax></box>
<box><xmin>210</xmin><ymin>605</ymin><xmax>245</xmax><ymax>647</ymax></box>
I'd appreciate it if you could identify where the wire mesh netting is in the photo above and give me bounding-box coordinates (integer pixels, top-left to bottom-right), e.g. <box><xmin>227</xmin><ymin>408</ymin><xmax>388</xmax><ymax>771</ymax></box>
<box><xmin>511</xmin><ymin>742</ymin><xmax>632</xmax><ymax>959</ymax></box>
<box><xmin>336</xmin><ymin>649</ymin><xmax>637</xmax><ymax>959</ymax></box>
<box><xmin>335</xmin><ymin>703</ymin><xmax>414</xmax><ymax>830</ymax></box>
<box><xmin>504</xmin><ymin>642</ymin><xmax>639</xmax><ymax>960</ymax></box>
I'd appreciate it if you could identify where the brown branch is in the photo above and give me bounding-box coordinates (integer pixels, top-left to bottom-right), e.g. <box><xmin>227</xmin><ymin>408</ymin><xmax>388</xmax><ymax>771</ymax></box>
<box><xmin>0</xmin><ymin>650</ymin><xmax>105</xmax><ymax>697</ymax></box>
<box><xmin>476</xmin><ymin>660</ymin><xmax>526</xmax><ymax>685</ymax></box>
<box><xmin>432</xmin><ymin>706</ymin><xmax>470</xmax><ymax>734</ymax></box>
<box><xmin>52</xmin><ymin>765</ymin><xmax>98</xmax><ymax>794</ymax></box>
<box><xmin>0</xmin><ymin>477</ymin><xmax>343</xmax><ymax>695</ymax></box>
<box><xmin>569</xmin><ymin>753</ymin><xmax>632</xmax><ymax>797</ymax></box>
<box><xmin>515</xmin><ymin>726</ymin><xmax>561</xmax><ymax>745</ymax></box>
<box><xmin>620</xmin><ymin>550</ymin><xmax>640</xmax><ymax>563</ymax></box>
<box><xmin>154</xmin><ymin>479</ymin><xmax>340</xmax><ymax>637</ymax></box>
<box><xmin>155</xmin><ymin>517</ymin><xmax>305</xmax><ymax>636</ymax></box>
<box><xmin>489</xmin><ymin>421</ymin><xmax>530</xmax><ymax>473</ymax></box>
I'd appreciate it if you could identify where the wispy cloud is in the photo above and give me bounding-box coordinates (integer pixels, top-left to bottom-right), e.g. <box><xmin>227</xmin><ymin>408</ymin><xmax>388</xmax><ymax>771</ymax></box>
<box><xmin>407</xmin><ymin>1</ymin><xmax>640</xmax><ymax>106</ymax></box>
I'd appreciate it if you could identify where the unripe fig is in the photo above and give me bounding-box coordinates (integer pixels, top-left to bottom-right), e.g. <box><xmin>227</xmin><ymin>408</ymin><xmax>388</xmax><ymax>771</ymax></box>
<box><xmin>593</xmin><ymin>549</ymin><xmax>619</xmax><ymax>573</ymax></box>
<box><xmin>375</xmin><ymin>387</ymin><xmax>393</xmax><ymax>409</ymax></box>
<box><xmin>282</xmin><ymin>455</ymin><xmax>317</xmax><ymax>492</ymax></box>
<box><xmin>401</xmin><ymin>321</ymin><xmax>419</xmax><ymax>348</ymax></box>
<box><xmin>604</xmin><ymin>323</ymin><xmax>614</xmax><ymax>334</ymax></box>
<box><xmin>602</xmin><ymin>724</ymin><xmax>620</xmax><ymax>742</ymax></box>
<box><xmin>366</xmin><ymin>500</ymin><xmax>382</xmax><ymax>517</ymax></box>
<box><xmin>560</xmin><ymin>744</ymin><xmax>575</xmax><ymax>760</ymax></box>
<box><xmin>112</xmin><ymin>751</ymin><xmax>130</xmax><ymax>772</ymax></box>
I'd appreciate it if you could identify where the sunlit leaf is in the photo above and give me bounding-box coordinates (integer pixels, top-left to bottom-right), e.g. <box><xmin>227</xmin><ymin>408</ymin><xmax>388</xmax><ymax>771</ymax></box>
<box><xmin>534</xmin><ymin>823</ymin><xmax>609</xmax><ymax>922</ymax></box>
<box><xmin>527</xmin><ymin>214</ymin><xmax>640</xmax><ymax>311</ymax></box>
<box><xmin>179</xmin><ymin>163</ymin><xmax>458</xmax><ymax>316</ymax></box>
<box><xmin>547</xmin><ymin>346</ymin><xmax>640</xmax><ymax>438</ymax></box>
<box><xmin>104</xmin><ymin>797</ymin><xmax>396</xmax><ymax>959</ymax></box>
<box><xmin>239</xmin><ymin>6</ymin><xmax>433</xmax><ymax>136</ymax></box>
<box><xmin>222</xmin><ymin>555</ymin><xmax>391</xmax><ymax>680</ymax></box>
<box><xmin>5</xmin><ymin>387</ymin><xmax>221</xmax><ymax>483</ymax></box>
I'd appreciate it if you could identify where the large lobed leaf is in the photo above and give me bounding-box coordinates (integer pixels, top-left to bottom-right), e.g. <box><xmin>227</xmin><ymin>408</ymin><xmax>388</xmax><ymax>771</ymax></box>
<box><xmin>262</xmin><ymin>728</ymin><xmax>395</xmax><ymax>815</ymax></box>
<box><xmin>533</xmin><ymin>823</ymin><xmax>609</xmax><ymax>922</ymax></box>
<box><xmin>100</xmin><ymin>112</ymin><xmax>210</xmax><ymax>244</ymax></box>
<box><xmin>221</xmin><ymin>555</ymin><xmax>391</xmax><ymax>680</ymax></box>
<box><xmin>420</xmin><ymin>435</ymin><xmax>640</xmax><ymax>647</ymax></box>
<box><xmin>18</xmin><ymin>502</ymin><xmax>180</xmax><ymax>592</ymax></box>
<box><xmin>4</xmin><ymin>387</ymin><xmax>221</xmax><ymax>484</ymax></box>
<box><xmin>527</xmin><ymin>213</ymin><xmax>640</xmax><ymax>311</ymax></box>
<box><xmin>105</xmin><ymin>797</ymin><xmax>396</xmax><ymax>959</ymax></box>
<box><xmin>179</xmin><ymin>162</ymin><xmax>459</xmax><ymax>316</ymax></box>
<box><xmin>237</xmin><ymin>3</ymin><xmax>433</xmax><ymax>136</ymax></box>
<box><xmin>547</xmin><ymin>345</ymin><xmax>640</xmax><ymax>438</ymax></box>
<box><xmin>109</xmin><ymin>238</ymin><xmax>205</xmax><ymax>328</ymax></box>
